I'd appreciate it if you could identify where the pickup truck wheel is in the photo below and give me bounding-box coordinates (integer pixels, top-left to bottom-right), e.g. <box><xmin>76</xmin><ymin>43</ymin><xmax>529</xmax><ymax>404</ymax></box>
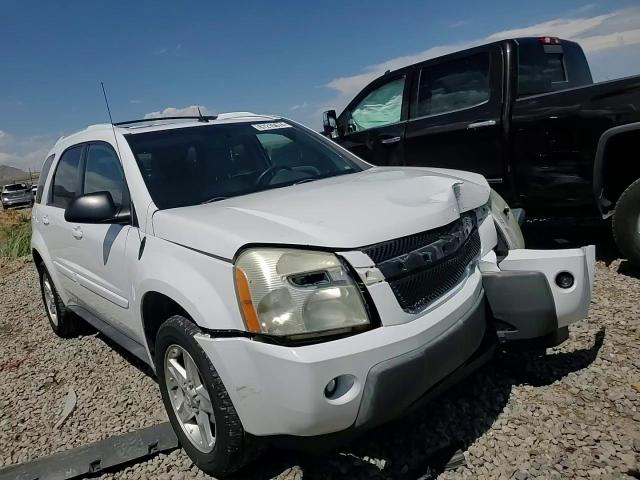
<box><xmin>38</xmin><ymin>265</ymin><xmax>80</xmax><ymax>338</ymax></box>
<box><xmin>155</xmin><ymin>316</ymin><xmax>261</xmax><ymax>477</ymax></box>
<box><xmin>613</xmin><ymin>178</ymin><xmax>640</xmax><ymax>269</ymax></box>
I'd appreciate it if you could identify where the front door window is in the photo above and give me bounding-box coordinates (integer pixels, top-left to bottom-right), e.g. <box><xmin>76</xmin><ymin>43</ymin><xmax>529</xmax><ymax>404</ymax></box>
<box><xmin>348</xmin><ymin>77</ymin><xmax>405</xmax><ymax>132</ymax></box>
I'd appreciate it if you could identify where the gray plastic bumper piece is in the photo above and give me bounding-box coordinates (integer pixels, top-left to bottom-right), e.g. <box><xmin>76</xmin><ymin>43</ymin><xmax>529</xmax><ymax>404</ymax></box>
<box><xmin>355</xmin><ymin>294</ymin><xmax>486</xmax><ymax>430</ymax></box>
<box><xmin>482</xmin><ymin>270</ymin><xmax>557</xmax><ymax>342</ymax></box>
<box><xmin>0</xmin><ymin>422</ymin><xmax>178</xmax><ymax>480</ymax></box>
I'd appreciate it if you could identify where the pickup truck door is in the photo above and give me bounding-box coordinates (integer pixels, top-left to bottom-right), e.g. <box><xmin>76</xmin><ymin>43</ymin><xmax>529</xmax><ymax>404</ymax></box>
<box><xmin>403</xmin><ymin>46</ymin><xmax>506</xmax><ymax>187</ymax></box>
<box><xmin>337</xmin><ymin>69</ymin><xmax>413</xmax><ymax>166</ymax></box>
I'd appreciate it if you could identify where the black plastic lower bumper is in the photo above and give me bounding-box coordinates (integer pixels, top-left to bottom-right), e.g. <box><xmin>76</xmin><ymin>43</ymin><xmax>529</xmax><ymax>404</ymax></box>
<box><xmin>482</xmin><ymin>270</ymin><xmax>558</xmax><ymax>342</ymax></box>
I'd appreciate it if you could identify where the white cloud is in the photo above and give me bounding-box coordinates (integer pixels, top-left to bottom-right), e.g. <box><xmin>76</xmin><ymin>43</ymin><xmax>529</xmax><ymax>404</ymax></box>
<box><xmin>450</xmin><ymin>20</ymin><xmax>471</xmax><ymax>29</ymax></box>
<box><xmin>290</xmin><ymin>102</ymin><xmax>309</xmax><ymax>112</ymax></box>
<box><xmin>323</xmin><ymin>7</ymin><xmax>640</xmax><ymax>112</ymax></box>
<box><xmin>0</xmin><ymin>130</ymin><xmax>10</xmax><ymax>146</ymax></box>
<box><xmin>144</xmin><ymin>105</ymin><xmax>215</xmax><ymax>119</ymax></box>
<box><xmin>0</xmin><ymin>133</ymin><xmax>59</xmax><ymax>172</ymax></box>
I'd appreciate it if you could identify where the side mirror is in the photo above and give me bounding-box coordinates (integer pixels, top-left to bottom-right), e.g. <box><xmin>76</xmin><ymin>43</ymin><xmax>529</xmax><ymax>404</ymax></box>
<box><xmin>322</xmin><ymin>110</ymin><xmax>338</xmax><ymax>138</ymax></box>
<box><xmin>64</xmin><ymin>191</ymin><xmax>131</xmax><ymax>224</ymax></box>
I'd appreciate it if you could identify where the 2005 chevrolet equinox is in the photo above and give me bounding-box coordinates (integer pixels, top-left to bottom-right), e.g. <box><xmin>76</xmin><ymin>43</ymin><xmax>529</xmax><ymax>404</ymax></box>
<box><xmin>31</xmin><ymin>112</ymin><xmax>595</xmax><ymax>476</ymax></box>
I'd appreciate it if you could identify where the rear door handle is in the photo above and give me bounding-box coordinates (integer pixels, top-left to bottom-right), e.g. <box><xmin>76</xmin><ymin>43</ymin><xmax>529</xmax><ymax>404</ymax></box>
<box><xmin>467</xmin><ymin>119</ymin><xmax>497</xmax><ymax>129</ymax></box>
<box><xmin>379</xmin><ymin>136</ymin><xmax>401</xmax><ymax>145</ymax></box>
<box><xmin>42</xmin><ymin>215</ymin><xmax>50</xmax><ymax>226</ymax></box>
<box><xmin>72</xmin><ymin>227</ymin><xmax>83</xmax><ymax>240</ymax></box>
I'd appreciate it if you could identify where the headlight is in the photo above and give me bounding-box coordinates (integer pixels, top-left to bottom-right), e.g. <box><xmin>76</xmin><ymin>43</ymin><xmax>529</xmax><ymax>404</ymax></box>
<box><xmin>234</xmin><ymin>248</ymin><xmax>369</xmax><ymax>338</ymax></box>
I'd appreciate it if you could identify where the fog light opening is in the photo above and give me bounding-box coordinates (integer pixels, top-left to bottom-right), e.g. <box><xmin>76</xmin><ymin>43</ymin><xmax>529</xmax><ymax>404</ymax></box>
<box><xmin>324</xmin><ymin>374</ymin><xmax>356</xmax><ymax>400</ymax></box>
<box><xmin>324</xmin><ymin>379</ymin><xmax>337</xmax><ymax>397</ymax></box>
<box><xmin>555</xmin><ymin>271</ymin><xmax>574</xmax><ymax>289</ymax></box>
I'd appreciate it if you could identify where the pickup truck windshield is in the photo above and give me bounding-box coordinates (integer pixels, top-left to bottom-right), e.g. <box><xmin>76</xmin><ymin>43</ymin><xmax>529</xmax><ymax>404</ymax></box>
<box><xmin>125</xmin><ymin>121</ymin><xmax>368</xmax><ymax>209</ymax></box>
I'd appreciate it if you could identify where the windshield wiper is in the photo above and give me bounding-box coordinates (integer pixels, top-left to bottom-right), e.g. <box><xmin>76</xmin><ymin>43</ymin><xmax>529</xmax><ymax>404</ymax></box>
<box><xmin>201</xmin><ymin>196</ymin><xmax>227</xmax><ymax>204</ymax></box>
<box><xmin>294</xmin><ymin>178</ymin><xmax>319</xmax><ymax>185</ymax></box>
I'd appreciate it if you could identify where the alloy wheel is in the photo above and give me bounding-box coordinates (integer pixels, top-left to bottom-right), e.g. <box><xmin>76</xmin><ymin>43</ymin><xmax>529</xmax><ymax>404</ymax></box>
<box><xmin>164</xmin><ymin>345</ymin><xmax>216</xmax><ymax>453</ymax></box>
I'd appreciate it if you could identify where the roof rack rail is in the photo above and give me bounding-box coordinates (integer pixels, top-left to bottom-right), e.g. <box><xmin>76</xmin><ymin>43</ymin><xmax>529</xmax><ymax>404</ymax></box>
<box><xmin>113</xmin><ymin>115</ymin><xmax>218</xmax><ymax>126</ymax></box>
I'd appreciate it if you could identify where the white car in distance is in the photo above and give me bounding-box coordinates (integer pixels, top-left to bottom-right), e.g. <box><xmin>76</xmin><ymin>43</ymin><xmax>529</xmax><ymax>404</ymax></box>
<box><xmin>31</xmin><ymin>113</ymin><xmax>595</xmax><ymax>476</ymax></box>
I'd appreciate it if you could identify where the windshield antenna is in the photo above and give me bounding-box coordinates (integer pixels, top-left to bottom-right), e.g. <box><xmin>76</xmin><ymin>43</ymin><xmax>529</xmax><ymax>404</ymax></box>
<box><xmin>100</xmin><ymin>82</ymin><xmax>124</xmax><ymax>162</ymax></box>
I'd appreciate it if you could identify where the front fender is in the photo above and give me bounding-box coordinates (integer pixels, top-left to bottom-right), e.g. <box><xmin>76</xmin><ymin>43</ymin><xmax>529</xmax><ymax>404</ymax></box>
<box><xmin>133</xmin><ymin>235</ymin><xmax>244</xmax><ymax>332</ymax></box>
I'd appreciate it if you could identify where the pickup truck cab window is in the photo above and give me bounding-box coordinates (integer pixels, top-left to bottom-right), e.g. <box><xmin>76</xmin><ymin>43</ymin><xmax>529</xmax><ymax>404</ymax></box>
<box><xmin>415</xmin><ymin>52</ymin><xmax>490</xmax><ymax>118</ymax></box>
<box><xmin>49</xmin><ymin>145</ymin><xmax>82</xmax><ymax>208</ymax></box>
<box><xmin>348</xmin><ymin>76</ymin><xmax>405</xmax><ymax>132</ymax></box>
<box><xmin>517</xmin><ymin>40</ymin><xmax>592</xmax><ymax>96</ymax></box>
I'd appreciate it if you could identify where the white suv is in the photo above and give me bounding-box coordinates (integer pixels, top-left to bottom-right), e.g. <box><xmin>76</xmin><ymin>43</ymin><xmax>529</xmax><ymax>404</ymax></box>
<box><xmin>32</xmin><ymin>113</ymin><xmax>595</xmax><ymax>476</ymax></box>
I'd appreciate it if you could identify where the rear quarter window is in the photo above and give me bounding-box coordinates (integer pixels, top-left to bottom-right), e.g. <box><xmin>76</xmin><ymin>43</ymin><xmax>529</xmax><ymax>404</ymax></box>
<box><xmin>49</xmin><ymin>145</ymin><xmax>82</xmax><ymax>208</ymax></box>
<box><xmin>36</xmin><ymin>154</ymin><xmax>55</xmax><ymax>203</ymax></box>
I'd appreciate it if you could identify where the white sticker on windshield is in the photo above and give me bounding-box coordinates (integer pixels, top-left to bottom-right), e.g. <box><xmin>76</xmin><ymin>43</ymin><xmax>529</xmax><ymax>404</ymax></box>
<box><xmin>252</xmin><ymin>122</ymin><xmax>291</xmax><ymax>131</ymax></box>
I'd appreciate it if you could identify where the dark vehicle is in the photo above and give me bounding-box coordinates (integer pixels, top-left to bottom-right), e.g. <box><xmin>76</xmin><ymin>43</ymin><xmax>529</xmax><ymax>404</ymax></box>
<box><xmin>1</xmin><ymin>182</ymin><xmax>34</xmax><ymax>209</ymax></box>
<box><xmin>323</xmin><ymin>37</ymin><xmax>640</xmax><ymax>267</ymax></box>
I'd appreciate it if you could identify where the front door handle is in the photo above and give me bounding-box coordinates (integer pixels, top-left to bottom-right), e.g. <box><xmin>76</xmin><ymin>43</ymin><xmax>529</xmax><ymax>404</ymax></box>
<box><xmin>467</xmin><ymin>119</ymin><xmax>497</xmax><ymax>129</ymax></box>
<box><xmin>72</xmin><ymin>227</ymin><xmax>83</xmax><ymax>240</ymax></box>
<box><xmin>42</xmin><ymin>215</ymin><xmax>50</xmax><ymax>226</ymax></box>
<box><xmin>379</xmin><ymin>136</ymin><xmax>401</xmax><ymax>145</ymax></box>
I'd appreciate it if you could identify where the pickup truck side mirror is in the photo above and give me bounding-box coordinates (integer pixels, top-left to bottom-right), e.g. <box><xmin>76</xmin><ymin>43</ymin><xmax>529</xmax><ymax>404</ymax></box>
<box><xmin>322</xmin><ymin>110</ymin><xmax>339</xmax><ymax>138</ymax></box>
<box><xmin>65</xmin><ymin>191</ymin><xmax>131</xmax><ymax>225</ymax></box>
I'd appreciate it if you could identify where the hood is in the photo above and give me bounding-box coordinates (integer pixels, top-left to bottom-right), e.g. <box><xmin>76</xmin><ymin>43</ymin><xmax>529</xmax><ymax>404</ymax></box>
<box><xmin>152</xmin><ymin>167</ymin><xmax>490</xmax><ymax>260</ymax></box>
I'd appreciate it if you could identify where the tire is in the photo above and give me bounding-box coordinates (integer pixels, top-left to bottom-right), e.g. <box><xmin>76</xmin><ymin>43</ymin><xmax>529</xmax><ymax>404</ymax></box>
<box><xmin>155</xmin><ymin>315</ymin><xmax>261</xmax><ymax>477</ymax></box>
<box><xmin>613</xmin><ymin>178</ymin><xmax>640</xmax><ymax>269</ymax></box>
<box><xmin>38</xmin><ymin>264</ymin><xmax>80</xmax><ymax>338</ymax></box>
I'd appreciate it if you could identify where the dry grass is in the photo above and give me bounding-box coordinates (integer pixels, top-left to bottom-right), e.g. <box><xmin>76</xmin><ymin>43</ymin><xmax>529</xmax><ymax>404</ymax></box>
<box><xmin>0</xmin><ymin>209</ymin><xmax>31</xmax><ymax>258</ymax></box>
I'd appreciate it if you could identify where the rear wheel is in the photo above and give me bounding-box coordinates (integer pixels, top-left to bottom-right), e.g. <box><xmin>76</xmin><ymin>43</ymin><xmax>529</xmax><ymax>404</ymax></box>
<box><xmin>38</xmin><ymin>264</ymin><xmax>80</xmax><ymax>337</ymax></box>
<box><xmin>155</xmin><ymin>315</ymin><xmax>261</xmax><ymax>477</ymax></box>
<box><xmin>613</xmin><ymin>178</ymin><xmax>640</xmax><ymax>269</ymax></box>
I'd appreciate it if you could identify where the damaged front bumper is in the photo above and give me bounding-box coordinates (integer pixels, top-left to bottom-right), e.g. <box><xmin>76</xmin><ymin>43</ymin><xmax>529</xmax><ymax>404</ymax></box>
<box><xmin>195</xmin><ymin>245</ymin><xmax>595</xmax><ymax>439</ymax></box>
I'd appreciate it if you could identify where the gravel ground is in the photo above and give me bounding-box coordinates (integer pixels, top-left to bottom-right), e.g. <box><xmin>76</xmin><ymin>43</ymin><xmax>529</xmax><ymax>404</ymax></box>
<box><xmin>0</xmin><ymin>226</ymin><xmax>639</xmax><ymax>479</ymax></box>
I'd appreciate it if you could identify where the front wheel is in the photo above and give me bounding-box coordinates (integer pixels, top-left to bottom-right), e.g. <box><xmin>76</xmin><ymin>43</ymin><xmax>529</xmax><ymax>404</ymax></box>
<box><xmin>613</xmin><ymin>178</ymin><xmax>640</xmax><ymax>269</ymax></box>
<box><xmin>155</xmin><ymin>316</ymin><xmax>261</xmax><ymax>477</ymax></box>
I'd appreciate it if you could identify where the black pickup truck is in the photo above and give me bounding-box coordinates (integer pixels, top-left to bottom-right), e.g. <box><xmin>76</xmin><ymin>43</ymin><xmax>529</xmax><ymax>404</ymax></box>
<box><xmin>323</xmin><ymin>37</ymin><xmax>640</xmax><ymax>267</ymax></box>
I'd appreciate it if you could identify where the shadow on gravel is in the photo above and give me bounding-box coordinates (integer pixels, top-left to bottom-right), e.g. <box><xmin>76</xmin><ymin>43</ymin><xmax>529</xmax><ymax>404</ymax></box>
<box><xmin>233</xmin><ymin>329</ymin><xmax>605</xmax><ymax>480</ymax></box>
<box><xmin>498</xmin><ymin>328</ymin><xmax>605</xmax><ymax>388</ymax></box>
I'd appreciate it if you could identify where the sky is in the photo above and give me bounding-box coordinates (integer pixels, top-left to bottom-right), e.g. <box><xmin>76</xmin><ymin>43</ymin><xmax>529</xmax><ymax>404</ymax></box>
<box><xmin>1</xmin><ymin>0</ymin><xmax>640</xmax><ymax>171</ymax></box>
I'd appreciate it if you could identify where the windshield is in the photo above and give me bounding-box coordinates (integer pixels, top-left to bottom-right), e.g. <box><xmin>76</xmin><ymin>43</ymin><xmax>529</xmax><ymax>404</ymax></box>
<box><xmin>125</xmin><ymin>121</ymin><xmax>368</xmax><ymax>209</ymax></box>
<box><xmin>3</xmin><ymin>183</ymin><xmax>28</xmax><ymax>192</ymax></box>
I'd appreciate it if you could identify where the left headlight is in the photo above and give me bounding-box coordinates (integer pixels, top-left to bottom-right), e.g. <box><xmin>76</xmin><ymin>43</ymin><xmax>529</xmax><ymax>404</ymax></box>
<box><xmin>234</xmin><ymin>248</ymin><xmax>370</xmax><ymax>338</ymax></box>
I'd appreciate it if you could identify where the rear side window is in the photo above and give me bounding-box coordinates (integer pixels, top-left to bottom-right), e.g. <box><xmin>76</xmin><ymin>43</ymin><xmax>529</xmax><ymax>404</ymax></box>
<box><xmin>50</xmin><ymin>146</ymin><xmax>82</xmax><ymax>208</ymax></box>
<box><xmin>36</xmin><ymin>154</ymin><xmax>55</xmax><ymax>203</ymax></box>
<box><xmin>415</xmin><ymin>53</ymin><xmax>490</xmax><ymax>118</ymax></box>
<box><xmin>83</xmin><ymin>144</ymin><xmax>128</xmax><ymax>207</ymax></box>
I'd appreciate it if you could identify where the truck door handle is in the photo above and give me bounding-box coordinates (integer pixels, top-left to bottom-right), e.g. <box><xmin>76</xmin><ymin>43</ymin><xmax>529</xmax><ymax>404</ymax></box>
<box><xmin>379</xmin><ymin>136</ymin><xmax>401</xmax><ymax>145</ymax></box>
<box><xmin>72</xmin><ymin>227</ymin><xmax>83</xmax><ymax>240</ymax></box>
<box><xmin>42</xmin><ymin>215</ymin><xmax>50</xmax><ymax>225</ymax></box>
<box><xmin>467</xmin><ymin>119</ymin><xmax>497</xmax><ymax>129</ymax></box>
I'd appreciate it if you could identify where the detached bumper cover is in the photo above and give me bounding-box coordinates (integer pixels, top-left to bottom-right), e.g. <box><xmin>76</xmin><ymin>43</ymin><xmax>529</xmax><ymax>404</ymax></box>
<box><xmin>482</xmin><ymin>246</ymin><xmax>595</xmax><ymax>338</ymax></box>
